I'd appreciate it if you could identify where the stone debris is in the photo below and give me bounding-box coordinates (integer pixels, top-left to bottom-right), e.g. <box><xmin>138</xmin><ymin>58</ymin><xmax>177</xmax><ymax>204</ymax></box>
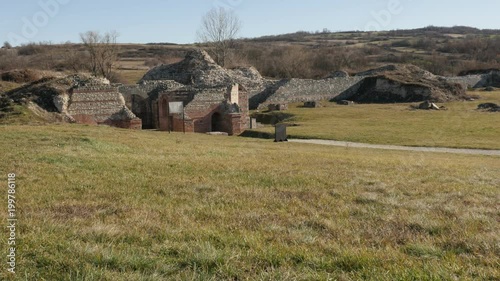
<box><xmin>477</xmin><ymin>103</ymin><xmax>500</xmax><ymax>112</ymax></box>
<box><xmin>206</xmin><ymin>132</ymin><xmax>229</xmax><ymax>136</ymax></box>
<box><xmin>337</xmin><ymin>100</ymin><xmax>355</xmax><ymax>106</ymax></box>
<box><xmin>303</xmin><ymin>101</ymin><xmax>321</xmax><ymax>108</ymax></box>
<box><xmin>457</xmin><ymin>69</ymin><xmax>500</xmax><ymax>88</ymax></box>
<box><xmin>267</xmin><ymin>103</ymin><xmax>288</xmax><ymax>111</ymax></box>
<box><xmin>141</xmin><ymin>49</ymin><xmax>265</xmax><ymax>92</ymax></box>
<box><xmin>4</xmin><ymin>74</ymin><xmax>141</xmax><ymax>129</ymax></box>
<box><xmin>418</xmin><ymin>101</ymin><xmax>441</xmax><ymax>110</ymax></box>
<box><xmin>140</xmin><ymin>51</ymin><xmax>479</xmax><ymax>110</ymax></box>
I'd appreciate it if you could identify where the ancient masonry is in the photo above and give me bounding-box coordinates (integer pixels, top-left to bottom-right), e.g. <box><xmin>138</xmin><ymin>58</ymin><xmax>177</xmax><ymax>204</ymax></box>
<box><xmin>118</xmin><ymin>80</ymin><xmax>184</xmax><ymax>129</ymax></box>
<box><xmin>256</xmin><ymin>71</ymin><xmax>490</xmax><ymax>107</ymax></box>
<box><xmin>157</xmin><ymin>84</ymin><xmax>249</xmax><ymax>134</ymax></box>
<box><xmin>112</xmin><ymin>50</ymin><xmax>497</xmax><ymax>132</ymax></box>
<box><xmin>254</xmin><ymin>77</ymin><xmax>364</xmax><ymax>109</ymax></box>
<box><xmin>65</xmin><ymin>82</ymin><xmax>142</xmax><ymax>129</ymax></box>
<box><xmin>119</xmin><ymin>81</ymin><xmax>248</xmax><ymax>135</ymax></box>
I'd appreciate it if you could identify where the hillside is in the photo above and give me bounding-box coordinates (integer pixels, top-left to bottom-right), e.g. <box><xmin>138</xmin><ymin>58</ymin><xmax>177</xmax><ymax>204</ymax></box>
<box><xmin>1</xmin><ymin>26</ymin><xmax>499</xmax><ymax>84</ymax></box>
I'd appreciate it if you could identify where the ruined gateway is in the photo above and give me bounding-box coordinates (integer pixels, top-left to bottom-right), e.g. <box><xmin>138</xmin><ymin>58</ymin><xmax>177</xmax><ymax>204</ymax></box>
<box><xmin>156</xmin><ymin>84</ymin><xmax>249</xmax><ymax>135</ymax></box>
<box><xmin>118</xmin><ymin>50</ymin><xmax>255</xmax><ymax>134</ymax></box>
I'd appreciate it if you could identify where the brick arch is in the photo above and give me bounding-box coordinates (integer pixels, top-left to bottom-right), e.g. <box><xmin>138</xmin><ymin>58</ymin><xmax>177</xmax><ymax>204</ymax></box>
<box><xmin>211</xmin><ymin>111</ymin><xmax>223</xmax><ymax>132</ymax></box>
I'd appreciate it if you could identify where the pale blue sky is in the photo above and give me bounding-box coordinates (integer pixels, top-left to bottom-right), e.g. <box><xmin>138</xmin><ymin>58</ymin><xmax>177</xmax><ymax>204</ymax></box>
<box><xmin>1</xmin><ymin>0</ymin><xmax>499</xmax><ymax>46</ymax></box>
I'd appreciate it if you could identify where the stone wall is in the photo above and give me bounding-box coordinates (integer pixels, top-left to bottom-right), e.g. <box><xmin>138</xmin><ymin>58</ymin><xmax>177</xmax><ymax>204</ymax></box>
<box><xmin>236</xmin><ymin>89</ymin><xmax>249</xmax><ymax>131</ymax></box>
<box><xmin>251</xmin><ymin>74</ymin><xmax>487</xmax><ymax>109</ymax></box>
<box><xmin>443</xmin><ymin>72</ymin><xmax>500</xmax><ymax>88</ymax></box>
<box><xmin>444</xmin><ymin>75</ymin><xmax>484</xmax><ymax>88</ymax></box>
<box><xmin>118</xmin><ymin>80</ymin><xmax>184</xmax><ymax>99</ymax></box>
<box><xmin>254</xmin><ymin>77</ymin><xmax>363</xmax><ymax>108</ymax></box>
<box><xmin>67</xmin><ymin>85</ymin><xmax>141</xmax><ymax>129</ymax></box>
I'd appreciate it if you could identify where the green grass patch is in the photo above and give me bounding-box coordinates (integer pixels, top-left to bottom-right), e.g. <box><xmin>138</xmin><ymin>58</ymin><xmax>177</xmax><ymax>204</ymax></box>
<box><xmin>248</xmin><ymin>91</ymin><xmax>500</xmax><ymax>149</ymax></box>
<box><xmin>0</xmin><ymin>104</ymin><xmax>47</xmax><ymax>125</ymax></box>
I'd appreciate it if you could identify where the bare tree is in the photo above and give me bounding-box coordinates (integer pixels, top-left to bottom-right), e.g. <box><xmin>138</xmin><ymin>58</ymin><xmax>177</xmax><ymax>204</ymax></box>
<box><xmin>80</xmin><ymin>31</ymin><xmax>119</xmax><ymax>79</ymax></box>
<box><xmin>62</xmin><ymin>43</ymin><xmax>87</xmax><ymax>73</ymax></box>
<box><xmin>197</xmin><ymin>7</ymin><xmax>242</xmax><ymax>67</ymax></box>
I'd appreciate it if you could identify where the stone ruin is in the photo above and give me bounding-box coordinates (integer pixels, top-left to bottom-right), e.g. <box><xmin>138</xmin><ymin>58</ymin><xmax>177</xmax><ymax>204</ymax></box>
<box><xmin>139</xmin><ymin>49</ymin><xmax>266</xmax><ymax>92</ymax></box>
<box><xmin>454</xmin><ymin>69</ymin><xmax>500</xmax><ymax>88</ymax></box>
<box><xmin>3</xmin><ymin>74</ymin><xmax>142</xmax><ymax>129</ymax></box>
<box><xmin>118</xmin><ymin>49</ymin><xmax>254</xmax><ymax>134</ymax></box>
<box><xmin>333</xmin><ymin>65</ymin><xmax>471</xmax><ymax>103</ymax></box>
<box><xmin>4</xmin><ymin>49</ymin><xmax>495</xmax><ymax>132</ymax></box>
<box><xmin>156</xmin><ymin>84</ymin><xmax>249</xmax><ymax>135</ymax></box>
<box><xmin>117</xmin><ymin>51</ymin><xmax>486</xmax><ymax>133</ymax></box>
<box><xmin>62</xmin><ymin>80</ymin><xmax>142</xmax><ymax>129</ymax></box>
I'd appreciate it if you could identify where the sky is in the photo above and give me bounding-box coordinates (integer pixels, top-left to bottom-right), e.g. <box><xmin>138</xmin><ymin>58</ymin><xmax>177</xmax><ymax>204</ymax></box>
<box><xmin>1</xmin><ymin>0</ymin><xmax>500</xmax><ymax>46</ymax></box>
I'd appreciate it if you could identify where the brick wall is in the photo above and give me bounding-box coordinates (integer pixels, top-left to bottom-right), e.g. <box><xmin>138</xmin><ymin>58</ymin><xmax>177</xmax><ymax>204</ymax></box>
<box><xmin>157</xmin><ymin>84</ymin><xmax>249</xmax><ymax>135</ymax></box>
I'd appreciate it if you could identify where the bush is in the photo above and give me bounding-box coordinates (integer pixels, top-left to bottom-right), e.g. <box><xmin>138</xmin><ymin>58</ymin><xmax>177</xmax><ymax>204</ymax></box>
<box><xmin>1</xmin><ymin>69</ymin><xmax>43</xmax><ymax>83</ymax></box>
<box><xmin>107</xmin><ymin>71</ymin><xmax>127</xmax><ymax>84</ymax></box>
<box><xmin>18</xmin><ymin>42</ymin><xmax>50</xmax><ymax>56</ymax></box>
<box><xmin>0</xmin><ymin>50</ymin><xmax>28</xmax><ymax>71</ymax></box>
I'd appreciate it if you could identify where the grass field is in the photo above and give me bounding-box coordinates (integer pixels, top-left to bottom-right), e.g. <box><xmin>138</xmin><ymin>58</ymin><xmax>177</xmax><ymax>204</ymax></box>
<box><xmin>116</xmin><ymin>69</ymin><xmax>149</xmax><ymax>85</ymax></box>
<box><xmin>250</xmin><ymin>92</ymin><xmax>500</xmax><ymax>150</ymax></box>
<box><xmin>0</xmin><ymin>124</ymin><xmax>498</xmax><ymax>280</ymax></box>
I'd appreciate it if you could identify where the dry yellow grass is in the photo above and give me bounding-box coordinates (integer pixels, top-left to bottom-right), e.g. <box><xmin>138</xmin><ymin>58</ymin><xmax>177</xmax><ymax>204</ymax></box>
<box><xmin>0</xmin><ymin>124</ymin><xmax>498</xmax><ymax>280</ymax></box>
<box><xmin>115</xmin><ymin>69</ymin><xmax>148</xmax><ymax>84</ymax></box>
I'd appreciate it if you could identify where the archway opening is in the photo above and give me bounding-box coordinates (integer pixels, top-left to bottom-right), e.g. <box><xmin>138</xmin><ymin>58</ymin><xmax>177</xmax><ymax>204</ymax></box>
<box><xmin>161</xmin><ymin>99</ymin><xmax>168</xmax><ymax>117</ymax></box>
<box><xmin>211</xmin><ymin>112</ymin><xmax>222</xmax><ymax>132</ymax></box>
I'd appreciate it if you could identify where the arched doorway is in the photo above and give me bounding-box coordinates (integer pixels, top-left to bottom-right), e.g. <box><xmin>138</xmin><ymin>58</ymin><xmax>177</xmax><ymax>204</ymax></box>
<box><xmin>211</xmin><ymin>112</ymin><xmax>222</xmax><ymax>132</ymax></box>
<box><xmin>161</xmin><ymin>99</ymin><xmax>168</xmax><ymax>118</ymax></box>
<box><xmin>158</xmin><ymin>98</ymin><xmax>170</xmax><ymax>131</ymax></box>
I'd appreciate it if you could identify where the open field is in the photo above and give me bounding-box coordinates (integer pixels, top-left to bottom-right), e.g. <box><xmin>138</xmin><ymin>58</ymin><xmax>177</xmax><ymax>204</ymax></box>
<box><xmin>116</xmin><ymin>69</ymin><xmax>149</xmax><ymax>84</ymax></box>
<box><xmin>0</xmin><ymin>124</ymin><xmax>498</xmax><ymax>280</ymax></box>
<box><xmin>249</xmin><ymin>92</ymin><xmax>500</xmax><ymax>150</ymax></box>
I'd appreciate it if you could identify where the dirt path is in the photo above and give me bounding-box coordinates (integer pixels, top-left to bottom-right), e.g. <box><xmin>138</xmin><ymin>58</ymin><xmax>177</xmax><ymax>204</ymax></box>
<box><xmin>289</xmin><ymin>139</ymin><xmax>500</xmax><ymax>156</ymax></box>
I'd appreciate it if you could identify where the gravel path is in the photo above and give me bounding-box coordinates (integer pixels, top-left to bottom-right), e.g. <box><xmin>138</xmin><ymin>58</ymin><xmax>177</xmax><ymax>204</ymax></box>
<box><xmin>289</xmin><ymin>139</ymin><xmax>500</xmax><ymax>156</ymax></box>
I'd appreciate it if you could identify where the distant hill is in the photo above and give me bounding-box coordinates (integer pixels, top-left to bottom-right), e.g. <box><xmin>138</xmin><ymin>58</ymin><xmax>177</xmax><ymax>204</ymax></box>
<box><xmin>0</xmin><ymin>26</ymin><xmax>499</xmax><ymax>84</ymax></box>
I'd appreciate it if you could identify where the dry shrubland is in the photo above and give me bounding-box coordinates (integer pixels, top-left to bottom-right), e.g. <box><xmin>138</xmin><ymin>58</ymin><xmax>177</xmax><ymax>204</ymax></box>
<box><xmin>1</xmin><ymin>28</ymin><xmax>499</xmax><ymax>82</ymax></box>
